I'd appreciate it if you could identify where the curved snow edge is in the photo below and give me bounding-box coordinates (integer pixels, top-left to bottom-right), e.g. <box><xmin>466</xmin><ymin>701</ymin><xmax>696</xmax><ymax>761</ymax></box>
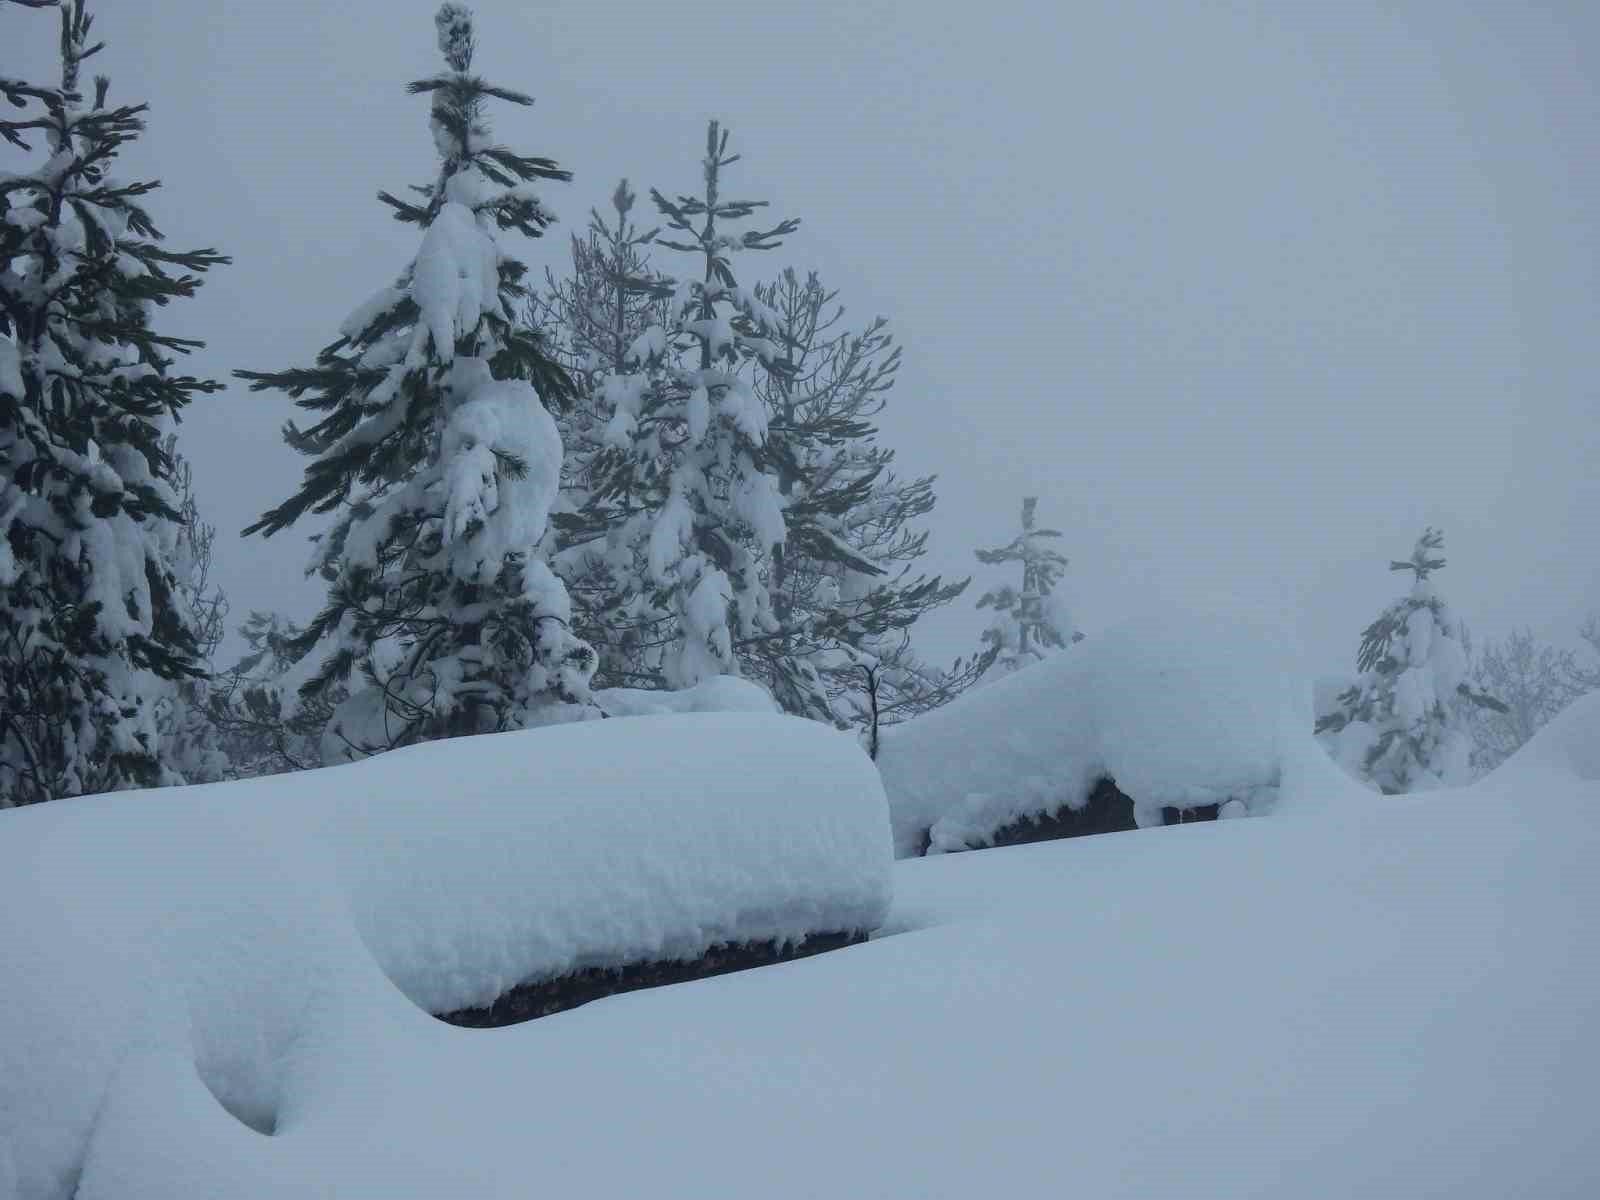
<box><xmin>0</xmin><ymin>712</ymin><xmax>892</xmax><ymax>1200</ymax></box>
<box><xmin>876</xmin><ymin>602</ymin><xmax>1327</xmax><ymax>857</ymax></box>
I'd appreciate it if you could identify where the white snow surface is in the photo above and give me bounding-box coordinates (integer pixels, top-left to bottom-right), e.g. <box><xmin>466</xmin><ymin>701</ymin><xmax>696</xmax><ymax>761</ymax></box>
<box><xmin>438</xmin><ymin>377</ymin><xmax>562</xmax><ymax>582</ymax></box>
<box><xmin>411</xmin><ymin>200</ymin><xmax>500</xmax><ymax>361</ymax></box>
<box><xmin>595</xmin><ymin>675</ymin><xmax>777</xmax><ymax>718</ymax></box>
<box><xmin>2</xmin><ymin>716</ymin><xmax>1595</xmax><ymax>1198</ymax></box>
<box><xmin>0</xmin><ymin>714</ymin><xmax>892</xmax><ymax>1200</ymax></box>
<box><xmin>1492</xmin><ymin>689</ymin><xmax>1600</xmax><ymax>783</ymax></box>
<box><xmin>878</xmin><ymin>600</ymin><xmax>1331</xmax><ymax>856</ymax></box>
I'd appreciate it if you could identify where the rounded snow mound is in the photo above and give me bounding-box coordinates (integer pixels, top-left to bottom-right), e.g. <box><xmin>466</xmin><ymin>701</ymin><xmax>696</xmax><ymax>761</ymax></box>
<box><xmin>595</xmin><ymin>675</ymin><xmax>778</xmax><ymax>718</ymax></box>
<box><xmin>877</xmin><ymin>598</ymin><xmax>1314</xmax><ymax>856</ymax></box>
<box><xmin>1491</xmin><ymin>691</ymin><xmax>1600</xmax><ymax>784</ymax></box>
<box><xmin>0</xmin><ymin>713</ymin><xmax>890</xmax><ymax>1200</ymax></box>
<box><xmin>1085</xmin><ymin>599</ymin><xmax>1306</xmax><ymax>811</ymax></box>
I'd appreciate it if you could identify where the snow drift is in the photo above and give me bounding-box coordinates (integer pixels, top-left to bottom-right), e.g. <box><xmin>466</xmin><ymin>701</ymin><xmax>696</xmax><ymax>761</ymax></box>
<box><xmin>595</xmin><ymin>674</ymin><xmax>778</xmax><ymax>718</ymax></box>
<box><xmin>1492</xmin><ymin>690</ymin><xmax>1600</xmax><ymax>783</ymax></box>
<box><xmin>0</xmin><ymin>713</ymin><xmax>892</xmax><ymax>1200</ymax></box>
<box><xmin>876</xmin><ymin>600</ymin><xmax>1343</xmax><ymax>856</ymax></box>
<box><xmin>6</xmin><ymin>701</ymin><xmax>1595</xmax><ymax>1200</ymax></box>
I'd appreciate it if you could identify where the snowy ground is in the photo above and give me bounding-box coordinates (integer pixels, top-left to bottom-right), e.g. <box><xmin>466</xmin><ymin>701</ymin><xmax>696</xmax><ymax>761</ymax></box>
<box><xmin>4</xmin><ymin>700</ymin><xmax>1598</xmax><ymax>1198</ymax></box>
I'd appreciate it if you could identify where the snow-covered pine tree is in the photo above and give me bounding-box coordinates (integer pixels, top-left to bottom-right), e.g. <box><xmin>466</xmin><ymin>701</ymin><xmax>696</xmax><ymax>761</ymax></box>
<box><xmin>745</xmin><ymin>266</ymin><xmax>973</xmax><ymax>724</ymax></box>
<box><xmin>238</xmin><ymin>3</ymin><xmax>595</xmax><ymax>759</ymax></box>
<box><xmin>1316</xmin><ymin>527</ymin><xmax>1506</xmax><ymax>793</ymax></box>
<box><xmin>588</xmin><ymin>121</ymin><xmax>797</xmax><ymax>689</ymax></box>
<box><xmin>0</xmin><ymin>0</ymin><xmax>228</xmax><ymax>805</ymax></box>
<box><xmin>973</xmin><ymin>496</ymin><xmax>1074</xmax><ymax>678</ymax></box>
<box><xmin>533</xmin><ymin>178</ymin><xmax>672</xmax><ymax>689</ymax></box>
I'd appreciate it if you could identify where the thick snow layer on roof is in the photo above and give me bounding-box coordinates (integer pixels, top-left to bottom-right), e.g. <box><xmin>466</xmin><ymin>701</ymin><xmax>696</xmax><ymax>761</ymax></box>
<box><xmin>5</xmin><ymin>719</ymin><xmax>1594</xmax><ymax>1199</ymax></box>
<box><xmin>595</xmin><ymin>675</ymin><xmax>778</xmax><ymax>718</ymax></box>
<box><xmin>0</xmin><ymin>714</ymin><xmax>892</xmax><ymax>1200</ymax></box>
<box><xmin>876</xmin><ymin>600</ymin><xmax>1341</xmax><ymax>856</ymax></box>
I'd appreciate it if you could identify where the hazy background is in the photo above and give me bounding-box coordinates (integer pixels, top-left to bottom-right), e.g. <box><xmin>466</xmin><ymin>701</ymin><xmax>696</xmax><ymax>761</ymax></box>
<box><xmin>10</xmin><ymin>0</ymin><xmax>1597</xmax><ymax>673</ymax></box>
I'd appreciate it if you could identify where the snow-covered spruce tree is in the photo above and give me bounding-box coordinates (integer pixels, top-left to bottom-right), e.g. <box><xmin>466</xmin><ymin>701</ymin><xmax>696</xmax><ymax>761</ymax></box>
<box><xmin>532</xmin><ymin>178</ymin><xmax>673</xmax><ymax>689</ymax></box>
<box><xmin>973</xmin><ymin>496</ymin><xmax>1074</xmax><ymax>679</ymax></box>
<box><xmin>238</xmin><ymin>4</ymin><xmax>595</xmax><ymax>759</ymax></box>
<box><xmin>586</xmin><ymin>121</ymin><xmax>797</xmax><ymax>688</ymax></box>
<box><xmin>0</xmin><ymin>0</ymin><xmax>227</xmax><ymax>805</ymax></box>
<box><xmin>1316</xmin><ymin>528</ymin><xmax>1506</xmax><ymax>793</ymax></box>
<box><xmin>745</xmin><ymin>266</ymin><xmax>973</xmax><ymax>724</ymax></box>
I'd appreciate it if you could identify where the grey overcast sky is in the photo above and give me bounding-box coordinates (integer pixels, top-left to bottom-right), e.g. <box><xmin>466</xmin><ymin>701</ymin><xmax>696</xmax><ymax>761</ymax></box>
<box><xmin>9</xmin><ymin>1</ymin><xmax>1598</xmax><ymax>672</ymax></box>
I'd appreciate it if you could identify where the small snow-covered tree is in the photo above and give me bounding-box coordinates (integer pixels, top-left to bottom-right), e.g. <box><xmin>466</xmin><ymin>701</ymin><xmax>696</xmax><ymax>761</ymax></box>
<box><xmin>1316</xmin><ymin>528</ymin><xmax>1506</xmax><ymax>793</ymax></box>
<box><xmin>1</xmin><ymin>0</ymin><xmax>228</xmax><ymax>805</ymax></box>
<box><xmin>586</xmin><ymin>121</ymin><xmax>797</xmax><ymax>689</ymax></box>
<box><xmin>974</xmin><ymin>496</ymin><xmax>1074</xmax><ymax>678</ymax></box>
<box><xmin>239</xmin><ymin>4</ymin><xmax>595</xmax><ymax>759</ymax></box>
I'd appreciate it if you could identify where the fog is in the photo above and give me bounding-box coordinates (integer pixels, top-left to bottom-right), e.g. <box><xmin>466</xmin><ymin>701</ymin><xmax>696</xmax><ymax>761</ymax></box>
<box><xmin>10</xmin><ymin>0</ymin><xmax>1597</xmax><ymax>670</ymax></box>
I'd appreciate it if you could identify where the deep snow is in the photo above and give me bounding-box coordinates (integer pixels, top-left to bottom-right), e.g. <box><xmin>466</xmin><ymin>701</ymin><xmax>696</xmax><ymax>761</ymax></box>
<box><xmin>594</xmin><ymin>674</ymin><xmax>778</xmax><ymax>717</ymax></box>
<box><xmin>2</xmin><ymin>696</ymin><xmax>1596</xmax><ymax>1199</ymax></box>
<box><xmin>877</xmin><ymin>602</ymin><xmax>1332</xmax><ymax>855</ymax></box>
<box><xmin>0</xmin><ymin>713</ymin><xmax>891</xmax><ymax>1200</ymax></box>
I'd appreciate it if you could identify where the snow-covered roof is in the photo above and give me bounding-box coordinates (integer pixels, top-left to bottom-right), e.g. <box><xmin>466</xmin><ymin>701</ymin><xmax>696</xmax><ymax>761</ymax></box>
<box><xmin>594</xmin><ymin>675</ymin><xmax>777</xmax><ymax>718</ymax></box>
<box><xmin>877</xmin><ymin>601</ymin><xmax>1325</xmax><ymax>856</ymax></box>
<box><xmin>0</xmin><ymin>713</ymin><xmax>891</xmax><ymax>1199</ymax></box>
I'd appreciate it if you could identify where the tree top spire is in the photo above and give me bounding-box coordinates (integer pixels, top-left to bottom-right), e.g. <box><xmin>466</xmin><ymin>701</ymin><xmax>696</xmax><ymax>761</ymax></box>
<box><xmin>1390</xmin><ymin>526</ymin><xmax>1446</xmax><ymax>582</ymax></box>
<box><xmin>435</xmin><ymin>3</ymin><xmax>475</xmax><ymax>71</ymax></box>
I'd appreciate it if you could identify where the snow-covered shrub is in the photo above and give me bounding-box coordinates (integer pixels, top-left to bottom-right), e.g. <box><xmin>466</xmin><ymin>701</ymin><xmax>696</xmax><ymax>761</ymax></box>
<box><xmin>1464</xmin><ymin>625</ymin><xmax>1599</xmax><ymax>773</ymax></box>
